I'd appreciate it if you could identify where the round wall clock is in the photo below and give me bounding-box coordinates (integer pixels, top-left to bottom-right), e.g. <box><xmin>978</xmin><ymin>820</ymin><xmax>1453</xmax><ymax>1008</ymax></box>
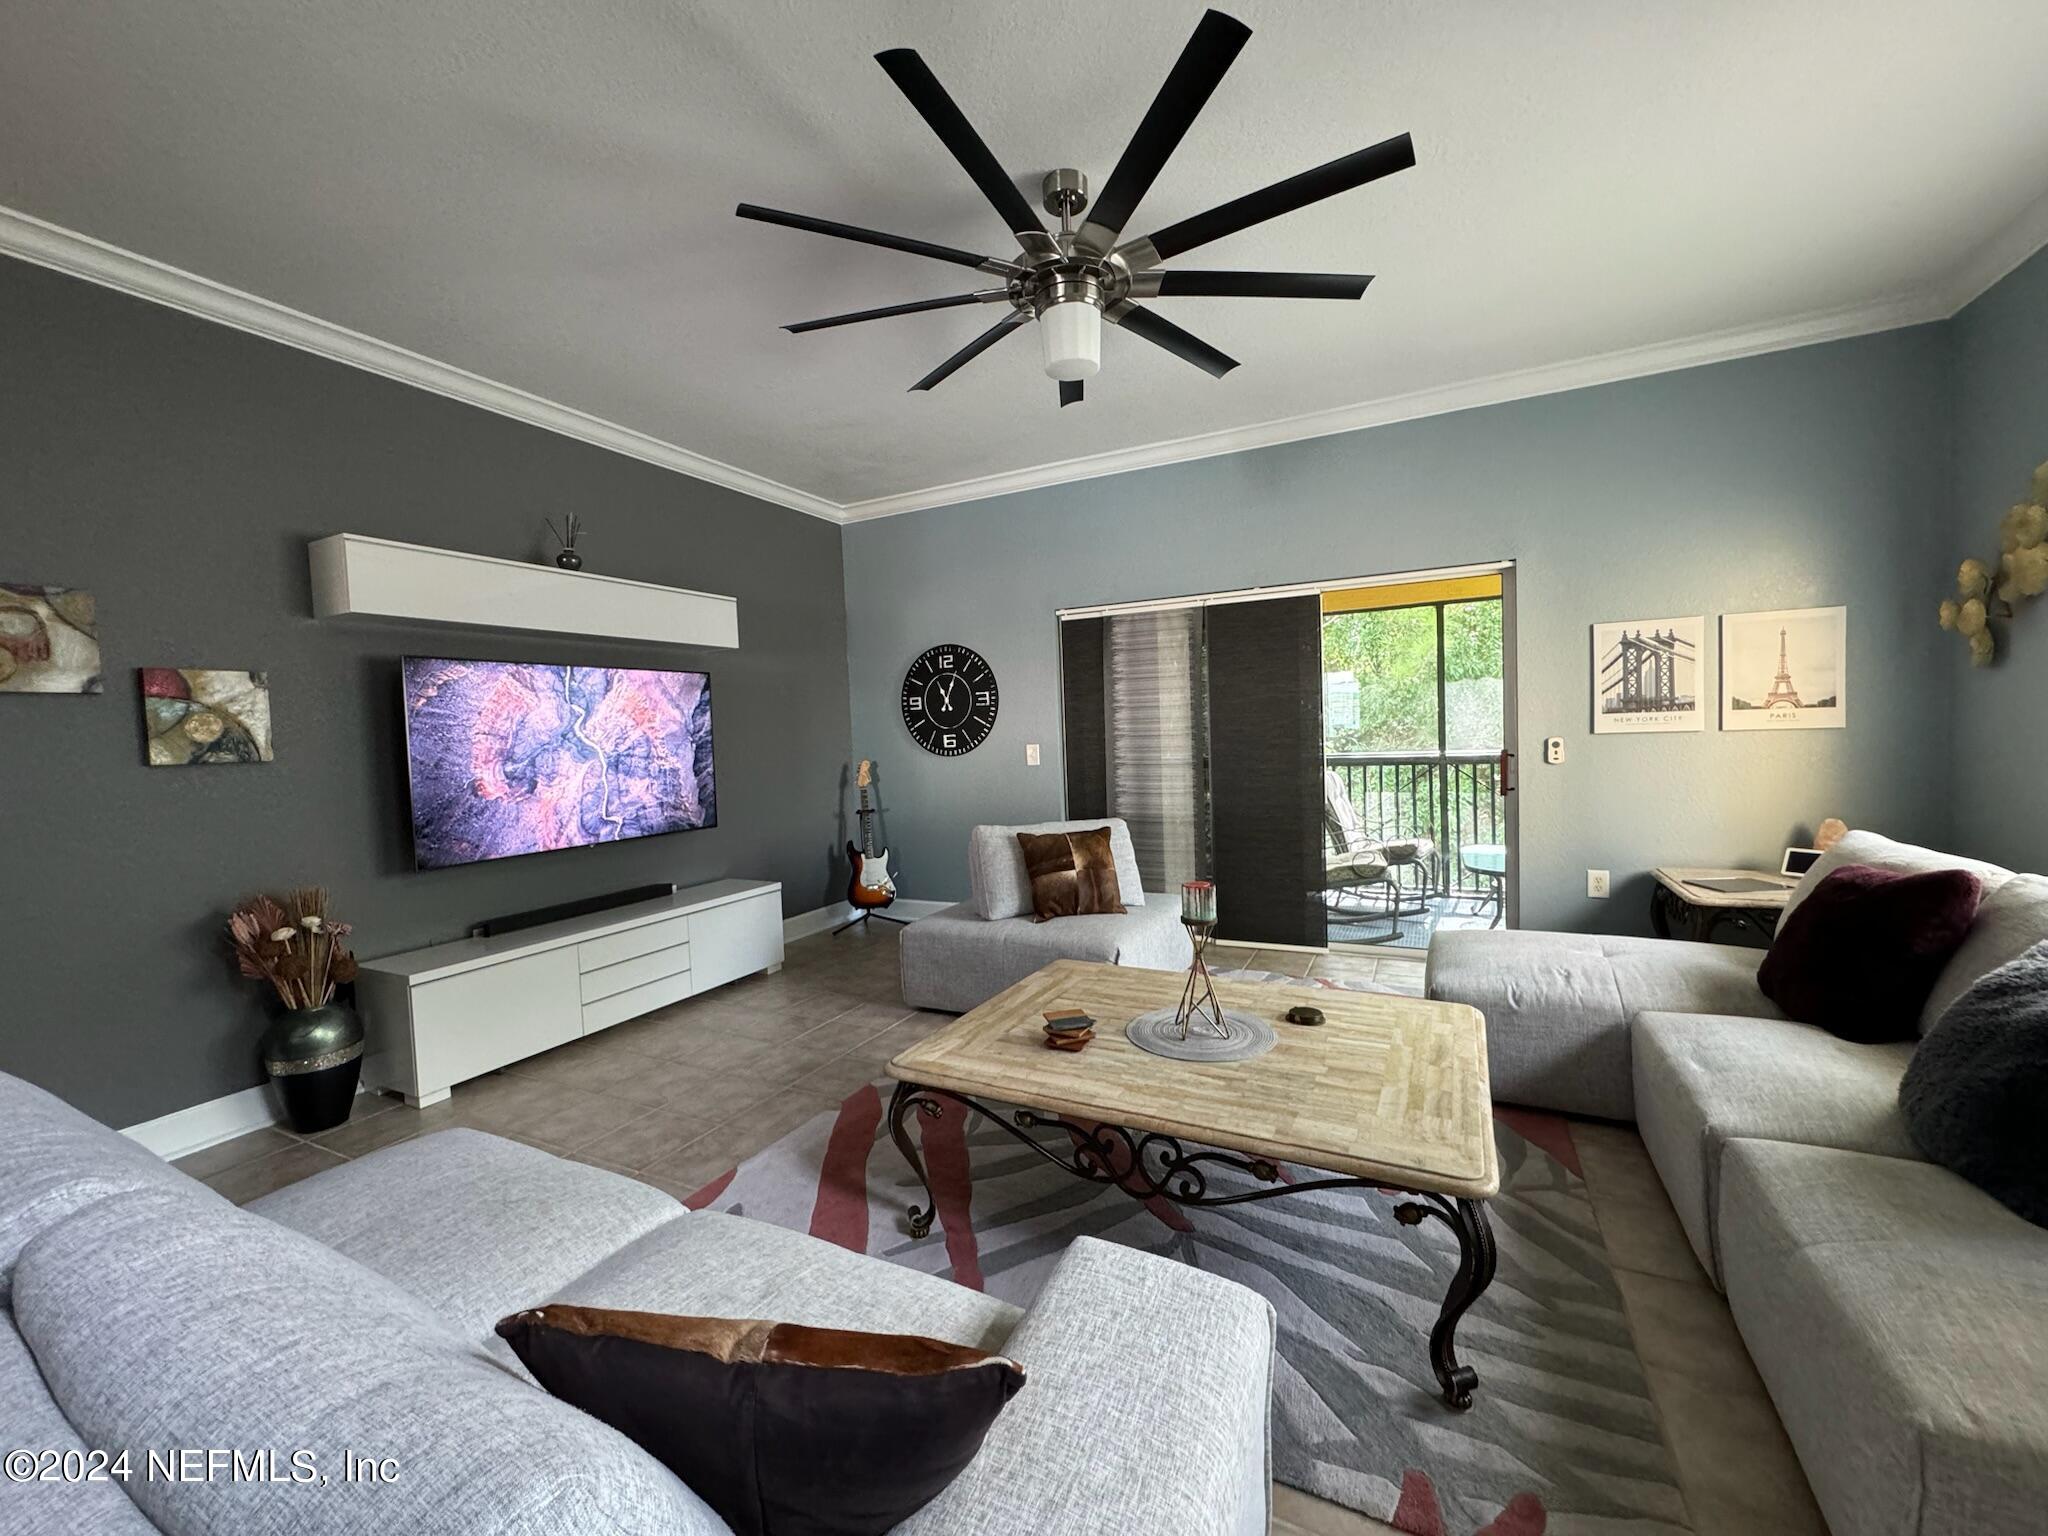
<box><xmin>901</xmin><ymin>644</ymin><xmax>998</xmax><ymax>757</ymax></box>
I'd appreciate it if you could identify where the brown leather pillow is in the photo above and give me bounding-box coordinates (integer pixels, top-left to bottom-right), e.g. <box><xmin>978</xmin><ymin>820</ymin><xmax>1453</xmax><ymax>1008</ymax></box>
<box><xmin>1016</xmin><ymin>827</ymin><xmax>1127</xmax><ymax>921</ymax></box>
<box><xmin>496</xmin><ymin>1306</ymin><xmax>1025</xmax><ymax>1536</ymax></box>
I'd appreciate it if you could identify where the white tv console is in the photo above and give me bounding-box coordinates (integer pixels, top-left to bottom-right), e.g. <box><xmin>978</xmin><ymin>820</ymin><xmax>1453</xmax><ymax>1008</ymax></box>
<box><xmin>357</xmin><ymin>879</ymin><xmax>783</xmax><ymax>1107</ymax></box>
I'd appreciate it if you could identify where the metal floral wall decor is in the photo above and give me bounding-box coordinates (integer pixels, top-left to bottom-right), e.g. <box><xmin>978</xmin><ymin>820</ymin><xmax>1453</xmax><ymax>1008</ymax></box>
<box><xmin>1939</xmin><ymin>459</ymin><xmax>2048</xmax><ymax>666</ymax></box>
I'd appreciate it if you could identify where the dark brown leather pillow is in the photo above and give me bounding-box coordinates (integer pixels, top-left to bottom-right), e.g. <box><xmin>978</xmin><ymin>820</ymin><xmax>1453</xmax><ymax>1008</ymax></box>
<box><xmin>496</xmin><ymin>1306</ymin><xmax>1025</xmax><ymax>1536</ymax></box>
<box><xmin>1015</xmin><ymin>827</ymin><xmax>1127</xmax><ymax>922</ymax></box>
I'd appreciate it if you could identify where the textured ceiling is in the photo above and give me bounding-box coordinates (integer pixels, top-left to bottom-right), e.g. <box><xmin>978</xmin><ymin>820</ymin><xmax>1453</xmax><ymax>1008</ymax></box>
<box><xmin>4</xmin><ymin>0</ymin><xmax>2047</xmax><ymax>510</ymax></box>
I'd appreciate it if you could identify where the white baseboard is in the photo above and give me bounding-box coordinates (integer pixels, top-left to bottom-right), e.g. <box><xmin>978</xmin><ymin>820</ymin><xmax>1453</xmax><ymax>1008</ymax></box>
<box><xmin>123</xmin><ymin>1080</ymin><xmax>284</xmax><ymax>1161</ymax></box>
<box><xmin>122</xmin><ymin>1079</ymin><xmax>369</xmax><ymax>1162</ymax></box>
<box><xmin>782</xmin><ymin>905</ymin><xmax>844</xmax><ymax>942</ymax></box>
<box><xmin>783</xmin><ymin>899</ymin><xmax>948</xmax><ymax>941</ymax></box>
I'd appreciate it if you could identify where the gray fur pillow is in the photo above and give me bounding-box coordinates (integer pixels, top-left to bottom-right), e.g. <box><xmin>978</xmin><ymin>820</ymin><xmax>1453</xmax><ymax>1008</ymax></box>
<box><xmin>1898</xmin><ymin>938</ymin><xmax>2048</xmax><ymax>1228</ymax></box>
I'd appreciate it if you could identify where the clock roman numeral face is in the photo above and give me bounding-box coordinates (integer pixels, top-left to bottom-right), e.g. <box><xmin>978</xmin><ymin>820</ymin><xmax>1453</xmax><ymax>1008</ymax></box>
<box><xmin>902</xmin><ymin>643</ymin><xmax>998</xmax><ymax>757</ymax></box>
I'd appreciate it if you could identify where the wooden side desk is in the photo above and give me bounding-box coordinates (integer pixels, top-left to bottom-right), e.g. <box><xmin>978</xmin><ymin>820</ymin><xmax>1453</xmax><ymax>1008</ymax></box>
<box><xmin>1649</xmin><ymin>867</ymin><xmax>1796</xmax><ymax>944</ymax></box>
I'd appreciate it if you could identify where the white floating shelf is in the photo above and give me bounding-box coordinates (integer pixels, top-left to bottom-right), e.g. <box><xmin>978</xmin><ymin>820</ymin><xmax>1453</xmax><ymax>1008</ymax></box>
<box><xmin>308</xmin><ymin>534</ymin><xmax>738</xmax><ymax>649</ymax></box>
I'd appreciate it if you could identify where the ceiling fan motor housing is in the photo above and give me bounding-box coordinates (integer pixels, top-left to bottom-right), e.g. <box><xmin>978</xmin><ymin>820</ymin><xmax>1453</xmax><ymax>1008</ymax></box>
<box><xmin>1041</xmin><ymin>167</ymin><xmax>1089</xmax><ymax>218</ymax></box>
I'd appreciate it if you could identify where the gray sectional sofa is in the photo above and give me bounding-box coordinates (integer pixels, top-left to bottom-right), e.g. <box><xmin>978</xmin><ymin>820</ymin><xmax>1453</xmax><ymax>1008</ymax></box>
<box><xmin>1427</xmin><ymin>830</ymin><xmax>2048</xmax><ymax>1536</ymax></box>
<box><xmin>1</xmin><ymin>1070</ymin><xmax>1275</xmax><ymax>1535</ymax></box>
<box><xmin>901</xmin><ymin>817</ymin><xmax>1193</xmax><ymax>1012</ymax></box>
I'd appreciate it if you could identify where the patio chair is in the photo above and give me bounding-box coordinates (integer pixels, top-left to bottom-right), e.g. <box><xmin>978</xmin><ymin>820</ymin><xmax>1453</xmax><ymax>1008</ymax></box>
<box><xmin>1324</xmin><ymin>840</ymin><xmax>1393</xmax><ymax>912</ymax></box>
<box><xmin>1321</xmin><ymin>769</ymin><xmax>1439</xmax><ymax>918</ymax></box>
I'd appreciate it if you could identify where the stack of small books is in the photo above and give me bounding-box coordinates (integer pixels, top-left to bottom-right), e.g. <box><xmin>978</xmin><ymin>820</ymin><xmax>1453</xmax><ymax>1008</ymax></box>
<box><xmin>1041</xmin><ymin>1008</ymin><xmax>1096</xmax><ymax>1052</ymax></box>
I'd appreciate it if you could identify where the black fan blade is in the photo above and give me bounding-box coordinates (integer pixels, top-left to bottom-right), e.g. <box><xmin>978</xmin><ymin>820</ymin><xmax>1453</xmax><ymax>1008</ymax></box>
<box><xmin>736</xmin><ymin>204</ymin><xmax>1016</xmax><ymax>273</ymax></box>
<box><xmin>875</xmin><ymin>50</ymin><xmax>1046</xmax><ymax>237</ymax></box>
<box><xmin>1133</xmin><ymin>133</ymin><xmax>1415</xmax><ymax>264</ymax></box>
<box><xmin>1059</xmin><ymin>379</ymin><xmax>1084</xmax><ymax>407</ymax></box>
<box><xmin>1145</xmin><ymin>270</ymin><xmax>1372</xmax><ymax>300</ymax></box>
<box><xmin>1110</xmin><ymin>305</ymin><xmax>1238</xmax><ymax>378</ymax></box>
<box><xmin>785</xmin><ymin>293</ymin><xmax>1005</xmax><ymax>334</ymax></box>
<box><xmin>910</xmin><ymin>311</ymin><xmax>1028</xmax><ymax>391</ymax></box>
<box><xmin>1078</xmin><ymin>9</ymin><xmax>1252</xmax><ymax>253</ymax></box>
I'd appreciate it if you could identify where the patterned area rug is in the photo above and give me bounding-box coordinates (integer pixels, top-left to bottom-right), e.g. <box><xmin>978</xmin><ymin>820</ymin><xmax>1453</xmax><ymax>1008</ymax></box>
<box><xmin>686</xmin><ymin>1075</ymin><xmax>1690</xmax><ymax>1534</ymax></box>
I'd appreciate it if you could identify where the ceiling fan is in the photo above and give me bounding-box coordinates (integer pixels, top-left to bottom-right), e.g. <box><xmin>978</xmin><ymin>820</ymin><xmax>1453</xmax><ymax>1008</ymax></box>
<box><xmin>736</xmin><ymin>8</ymin><xmax>1414</xmax><ymax>406</ymax></box>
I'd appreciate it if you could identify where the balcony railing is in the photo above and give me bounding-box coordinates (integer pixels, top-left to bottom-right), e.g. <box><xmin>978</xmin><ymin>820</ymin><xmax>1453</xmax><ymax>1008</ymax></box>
<box><xmin>1324</xmin><ymin>750</ymin><xmax>1506</xmax><ymax>896</ymax></box>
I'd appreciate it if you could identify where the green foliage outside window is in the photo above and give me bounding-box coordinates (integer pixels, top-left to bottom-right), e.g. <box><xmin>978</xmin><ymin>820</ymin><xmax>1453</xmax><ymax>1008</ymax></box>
<box><xmin>1322</xmin><ymin>599</ymin><xmax>1502</xmax><ymax>755</ymax></box>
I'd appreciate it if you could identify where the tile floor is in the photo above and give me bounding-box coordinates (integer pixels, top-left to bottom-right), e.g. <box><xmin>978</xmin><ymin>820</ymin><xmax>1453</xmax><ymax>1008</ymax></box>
<box><xmin>179</xmin><ymin>922</ymin><xmax>1823</xmax><ymax>1536</ymax></box>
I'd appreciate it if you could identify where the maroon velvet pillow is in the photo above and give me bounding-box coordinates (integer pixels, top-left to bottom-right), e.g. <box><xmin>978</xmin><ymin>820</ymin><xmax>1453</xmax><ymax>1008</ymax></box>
<box><xmin>1758</xmin><ymin>864</ymin><xmax>1983</xmax><ymax>1042</ymax></box>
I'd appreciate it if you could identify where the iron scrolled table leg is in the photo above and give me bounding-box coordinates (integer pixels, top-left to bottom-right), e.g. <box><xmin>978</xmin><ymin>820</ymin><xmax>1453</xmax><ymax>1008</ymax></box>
<box><xmin>1393</xmin><ymin>1194</ymin><xmax>1498</xmax><ymax>1410</ymax></box>
<box><xmin>886</xmin><ymin>1080</ymin><xmax>940</xmax><ymax>1239</ymax></box>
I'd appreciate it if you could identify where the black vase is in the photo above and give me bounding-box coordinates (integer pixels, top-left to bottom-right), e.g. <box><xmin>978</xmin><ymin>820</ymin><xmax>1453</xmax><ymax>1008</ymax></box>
<box><xmin>554</xmin><ymin>548</ymin><xmax>584</xmax><ymax>571</ymax></box>
<box><xmin>261</xmin><ymin>1003</ymin><xmax>364</xmax><ymax>1134</ymax></box>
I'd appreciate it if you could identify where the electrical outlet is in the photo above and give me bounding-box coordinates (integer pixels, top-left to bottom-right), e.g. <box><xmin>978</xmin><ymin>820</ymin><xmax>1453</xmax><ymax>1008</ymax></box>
<box><xmin>1587</xmin><ymin>869</ymin><xmax>1610</xmax><ymax>899</ymax></box>
<box><xmin>1025</xmin><ymin>743</ymin><xmax>1041</xmax><ymax>766</ymax></box>
<box><xmin>1544</xmin><ymin>736</ymin><xmax>1564</xmax><ymax>765</ymax></box>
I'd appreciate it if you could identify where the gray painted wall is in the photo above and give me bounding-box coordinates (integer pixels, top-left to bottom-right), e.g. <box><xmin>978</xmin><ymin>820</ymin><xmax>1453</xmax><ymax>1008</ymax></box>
<box><xmin>843</xmin><ymin>326</ymin><xmax>1958</xmax><ymax>934</ymax></box>
<box><xmin>0</xmin><ymin>258</ymin><xmax>852</xmax><ymax>1128</ymax></box>
<box><xmin>1947</xmin><ymin>244</ymin><xmax>2048</xmax><ymax>875</ymax></box>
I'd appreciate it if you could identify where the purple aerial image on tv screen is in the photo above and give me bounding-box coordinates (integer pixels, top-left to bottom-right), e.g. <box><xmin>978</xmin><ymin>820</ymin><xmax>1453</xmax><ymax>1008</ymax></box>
<box><xmin>401</xmin><ymin>659</ymin><xmax>715</xmax><ymax>869</ymax></box>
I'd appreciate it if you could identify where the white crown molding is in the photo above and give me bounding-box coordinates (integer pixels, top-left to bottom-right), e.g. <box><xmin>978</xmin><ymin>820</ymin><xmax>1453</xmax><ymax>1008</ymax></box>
<box><xmin>8</xmin><ymin>201</ymin><xmax>2044</xmax><ymax>528</ymax></box>
<box><xmin>0</xmin><ymin>206</ymin><xmax>843</xmax><ymax>523</ymax></box>
<box><xmin>1928</xmin><ymin>186</ymin><xmax>2048</xmax><ymax>318</ymax></box>
<box><xmin>837</xmin><ymin>288</ymin><xmax>1950</xmax><ymax>521</ymax></box>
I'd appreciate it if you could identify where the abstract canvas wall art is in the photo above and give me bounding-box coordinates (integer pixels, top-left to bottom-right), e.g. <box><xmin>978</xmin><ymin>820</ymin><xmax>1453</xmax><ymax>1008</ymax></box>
<box><xmin>142</xmin><ymin>669</ymin><xmax>275</xmax><ymax>766</ymax></box>
<box><xmin>1592</xmin><ymin>615</ymin><xmax>1705</xmax><ymax>734</ymax></box>
<box><xmin>1721</xmin><ymin>607</ymin><xmax>1847</xmax><ymax>731</ymax></box>
<box><xmin>0</xmin><ymin>583</ymin><xmax>102</xmax><ymax>693</ymax></box>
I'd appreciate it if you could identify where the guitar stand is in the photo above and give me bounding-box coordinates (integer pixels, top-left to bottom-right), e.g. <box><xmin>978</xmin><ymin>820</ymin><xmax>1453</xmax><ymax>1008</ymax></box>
<box><xmin>833</xmin><ymin>909</ymin><xmax>910</xmax><ymax>937</ymax></box>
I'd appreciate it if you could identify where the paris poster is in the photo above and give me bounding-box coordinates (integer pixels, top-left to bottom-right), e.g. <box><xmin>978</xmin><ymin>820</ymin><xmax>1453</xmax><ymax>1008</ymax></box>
<box><xmin>1720</xmin><ymin>606</ymin><xmax>1847</xmax><ymax>730</ymax></box>
<box><xmin>1592</xmin><ymin>615</ymin><xmax>1705</xmax><ymax>733</ymax></box>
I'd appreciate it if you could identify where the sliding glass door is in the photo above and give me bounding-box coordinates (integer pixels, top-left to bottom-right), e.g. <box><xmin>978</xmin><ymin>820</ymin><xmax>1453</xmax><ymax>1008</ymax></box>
<box><xmin>1320</xmin><ymin>574</ymin><xmax>1511</xmax><ymax>945</ymax></box>
<box><xmin>1061</xmin><ymin>565</ymin><xmax>1514</xmax><ymax>952</ymax></box>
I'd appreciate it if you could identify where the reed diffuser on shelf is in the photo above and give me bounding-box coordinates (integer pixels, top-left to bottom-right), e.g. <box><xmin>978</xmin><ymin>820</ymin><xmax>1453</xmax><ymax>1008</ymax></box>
<box><xmin>544</xmin><ymin>512</ymin><xmax>585</xmax><ymax>571</ymax></box>
<box><xmin>1174</xmin><ymin>880</ymin><xmax>1229</xmax><ymax>1041</ymax></box>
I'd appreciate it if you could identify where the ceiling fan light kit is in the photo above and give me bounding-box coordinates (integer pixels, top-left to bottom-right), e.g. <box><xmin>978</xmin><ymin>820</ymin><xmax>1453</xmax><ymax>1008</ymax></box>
<box><xmin>738</xmin><ymin>7</ymin><xmax>1413</xmax><ymax>405</ymax></box>
<box><xmin>1040</xmin><ymin>297</ymin><xmax>1102</xmax><ymax>383</ymax></box>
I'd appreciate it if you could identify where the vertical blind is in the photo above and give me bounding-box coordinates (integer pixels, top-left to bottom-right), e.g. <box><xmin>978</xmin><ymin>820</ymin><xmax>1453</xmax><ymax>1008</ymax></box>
<box><xmin>1059</xmin><ymin>597</ymin><xmax>1325</xmax><ymax>948</ymax></box>
<box><xmin>1105</xmin><ymin>609</ymin><xmax>1211</xmax><ymax>891</ymax></box>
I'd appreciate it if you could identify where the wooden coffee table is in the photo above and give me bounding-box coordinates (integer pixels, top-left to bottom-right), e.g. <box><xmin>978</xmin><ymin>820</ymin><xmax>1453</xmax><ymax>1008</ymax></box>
<box><xmin>887</xmin><ymin>959</ymin><xmax>1500</xmax><ymax>1409</ymax></box>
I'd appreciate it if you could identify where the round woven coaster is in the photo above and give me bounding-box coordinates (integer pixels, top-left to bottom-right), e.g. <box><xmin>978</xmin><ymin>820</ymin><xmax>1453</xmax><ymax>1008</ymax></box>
<box><xmin>1124</xmin><ymin>1006</ymin><xmax>1278</xmax><ymax>1063</ymax></box>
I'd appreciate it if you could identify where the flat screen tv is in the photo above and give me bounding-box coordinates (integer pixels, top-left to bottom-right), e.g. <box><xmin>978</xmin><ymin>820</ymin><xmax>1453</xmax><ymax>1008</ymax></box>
<box><xmin>401</xmin><ymin>657</ymin><xmax>715</xmax><ymax>870</ymax></box>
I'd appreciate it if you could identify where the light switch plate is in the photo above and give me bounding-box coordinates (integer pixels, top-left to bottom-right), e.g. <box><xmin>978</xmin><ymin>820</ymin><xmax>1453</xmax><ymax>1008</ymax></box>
<box><xmin>1587</xmin><ymin>869</ymin><xmax>1610</xmax><ymax>898</ymax></box>
<box><xmin>1025</xmin><ymin>743</ymin><xmax>1041</xmax><ymax>766</ymax></box>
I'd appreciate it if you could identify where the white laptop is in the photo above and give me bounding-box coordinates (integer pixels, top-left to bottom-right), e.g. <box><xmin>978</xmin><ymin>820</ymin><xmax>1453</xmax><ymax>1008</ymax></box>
<box><xmin>1780</xmin><ymin>847</ymin><xmax>1823</xmax><ymax>879</ymax></box>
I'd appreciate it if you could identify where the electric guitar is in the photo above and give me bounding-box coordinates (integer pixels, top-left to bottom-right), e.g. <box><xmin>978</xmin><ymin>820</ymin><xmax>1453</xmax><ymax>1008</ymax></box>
<box><xmin>846</xmin><ymin>760</ymin><xmax>896</xmax><ymax>908</ymax></box>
